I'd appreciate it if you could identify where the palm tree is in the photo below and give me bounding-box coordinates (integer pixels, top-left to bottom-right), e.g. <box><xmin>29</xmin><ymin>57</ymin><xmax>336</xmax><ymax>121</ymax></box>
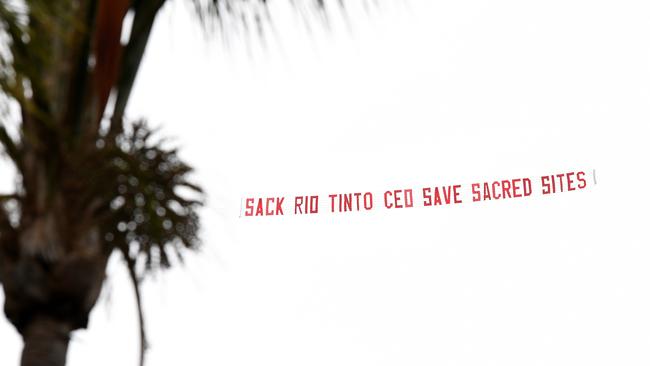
<box><xmin>0</xmin><ymin>1</ymin><xmax>333</xmax><ymax>365</ymax></box>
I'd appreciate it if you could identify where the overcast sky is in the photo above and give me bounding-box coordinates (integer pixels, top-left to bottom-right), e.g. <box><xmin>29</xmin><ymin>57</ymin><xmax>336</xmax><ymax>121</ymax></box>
<box><xmin>2</xmin><ymin>0</ymin><xmax>650</xmax><ymax>365</ymax></box>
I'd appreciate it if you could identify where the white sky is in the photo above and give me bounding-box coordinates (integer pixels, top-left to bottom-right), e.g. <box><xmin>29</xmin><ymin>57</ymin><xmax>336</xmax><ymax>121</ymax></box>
<box><xmin>2</xmin><ymin>0</ymin><xmax>650</xmax><ymax>365</ymax></box>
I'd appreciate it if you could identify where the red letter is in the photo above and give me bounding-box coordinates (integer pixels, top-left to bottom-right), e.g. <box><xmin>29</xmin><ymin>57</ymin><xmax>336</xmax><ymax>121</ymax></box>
<box><xmin>266</xmin><ymin>197</ymin><xmax>275</xmax><ymax>215</ymax></box>
<box><xmin>511</xmin><ymin>179</ymin><xmax>521</xmax><ymax>198</ymax></box>
<box><xmin>394</xmin><ymin>190</ymin><xmax>403</xmax><ymax>208</ymax></box>
<box><xmin>453</xmin><ymin>185</ymin><xmax>462</xmax><ymax>204</ymax></box>
<box><xmin>577</xmin><ymin>171</ymin><xmax>587</xmax><ymax>189</ymax></box>
<box><xmin>295</xmin><ymin>196</ymin><xmax>304</xmax><ymax>214</ymax></box>
<box><xmin>483</xmin><ymin>182</ymin><xmax>492</xmax><ymax>200</ymax></box>
<box><xmin>523</xmin><ymin>178</ymin><xmax>532</xmax><ymax>196</ymax></box>
<box><xmin>245</xmin><ymin>198</ymin><xmax>254</xmax><ymax>216</ymax></box>
<box><xmin>343</xmin><ymin>193</ymin><xmax>352</xmax><ymax>212</ymax></box>
<box><xmin>329</xmin><ymin>194</ymin><xmax>337</xmax><ymax>212</ymax></box>
<box><xmin>492</xmin><ymin>181</ymin><xmax>501</xmax><ymax>200</ymax></box>
<box><xmin>472</xmin><ymin>183</ymin><xmax>480</xmax><ymax>202</ymax></box>
<box><xmin>502</xmin><ymin>180</ymin><xmax>512</xmax><ymax>198</ymax></box>
<box><xmin>555</xmin><ymin>173</ymin><xmax>566</xmax><ymax>192</ymax></box>
<box><xmin>566</xmin><ymin>172</ymin><xmax>576</xmax><ymax>191</ymax></box>
<box><xmin>276</xmin><ymin>197</ymin><xmax>284</xmax><ymax>215</ymax></box>
<box><xmin>255</xmin><ymin>199</ymin><xmax>264</xmax><ymax>216</ymax></box>
<box><xmin>363</xmin><ymin>193</ymin><xmax>373</xmax><ymax>210</ymax></box>
<box><xmin>541</xmin><ymin>176</ymin><xmax>551</xmax><ymax>195</ymax></box>
<box><xmin>309</xmin><ymin>196</ymin><xmax>319</xmax><ymax>213</ymax></box>
<box><xmin>405</xmin><ymin>189</ymin><xmax>414</xmax><ymax>208</ymax></box>
<box><xmin>384</xmin><ymin>191</ymin><xmax>394</xmax><ymax>209</ymax></box>
<box><xmin>423</xmin><ymin>187</ymin><xmax>432</xmax><ymax>206</ymax></box>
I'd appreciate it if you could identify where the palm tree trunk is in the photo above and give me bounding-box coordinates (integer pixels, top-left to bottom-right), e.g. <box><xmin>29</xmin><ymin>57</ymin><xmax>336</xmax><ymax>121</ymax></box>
<box><xmin>20</xmin><ymin>316</ymin><xmax>71</xmax><ymax>366</ymax></box>
<box><xmin>1</xmin><ymin>214</ymin><xmax>110</xmax><ymax>366</ymax></box>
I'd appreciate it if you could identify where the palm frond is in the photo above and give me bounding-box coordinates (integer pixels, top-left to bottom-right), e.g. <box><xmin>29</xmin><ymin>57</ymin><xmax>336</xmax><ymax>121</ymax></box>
<box><xmin>0</xmin><ymin>124</ymin><xmax>20</xmax><ymax>166</ymax></box>
<box><xmin>109</xmin><ymin>0</ymin><xmax>166</xmax><ymax>136</ymax></box>
<box><xmin>68</xmin><ymin>119</ymin><xmax>203</xmax><ymax>366</ymax></box>
<box><xmin>123</xmin><ymin>250</ymin><xmax>148</xmax><ymax>366</ymax></box>
<box><xmin>97</xmin><ymin>120</ymin><xmax>203</xmax><ymax>271</ymax></box>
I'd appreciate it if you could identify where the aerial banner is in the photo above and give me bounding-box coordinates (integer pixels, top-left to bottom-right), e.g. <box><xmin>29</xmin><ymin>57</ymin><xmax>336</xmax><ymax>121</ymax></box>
<box><xmin>241</xmin><ymin>169</ymin><xmax>596</xmax><ymax>217</ymax></box>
